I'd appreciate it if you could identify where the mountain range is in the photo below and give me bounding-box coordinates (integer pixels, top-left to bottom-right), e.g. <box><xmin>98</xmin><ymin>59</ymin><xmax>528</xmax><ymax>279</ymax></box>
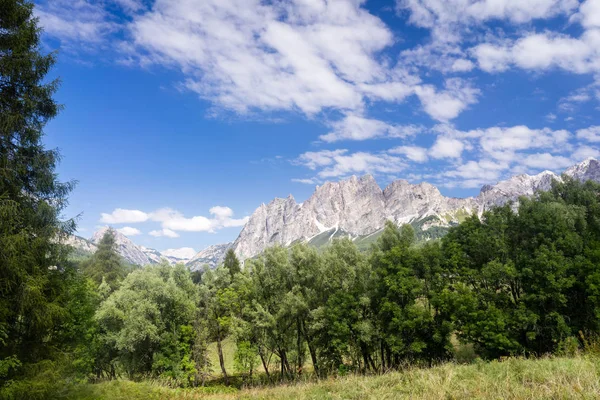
<box><xmin>67</xmin><ymin>158</ymin><xmax>600</xmax><ymax>269</ymax></box>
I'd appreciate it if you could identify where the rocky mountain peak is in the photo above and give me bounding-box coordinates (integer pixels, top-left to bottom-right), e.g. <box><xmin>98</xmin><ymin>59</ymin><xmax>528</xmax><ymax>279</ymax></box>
<box><xmin>565</xmin><ymin>157</ymin><xmax>600</xmax><ymax>182</ymax></box>
<box><xmin>229</xmin><ymin>159</ymin><xmax>599</xmax><ymax>261</ymax></box>
<box><xmin>186</xmin><ymin>242</ymin><xmax>232</xmax><ymax>270</ymax></box>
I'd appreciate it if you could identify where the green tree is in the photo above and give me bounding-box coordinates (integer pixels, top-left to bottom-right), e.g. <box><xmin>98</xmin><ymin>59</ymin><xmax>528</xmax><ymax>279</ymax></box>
<box><xmin>95</xmin><ymin>263</ymin><xmax>198</xmax><ymax>383</ymax></box>
<box><xmin>0</xmin><ymin>0</ymin><xmax>75</xmax><ymax>373</ymax></box>
<box><xmin>371</xmin><ymin>222</ymin><xmax>451</xmax><ymax>368</ymax></box>
<box><xmin>197</xmin><ymin>266</ymin><xmax>237</xmax><ymax>384</ymax></box>
<box><xmin>83</xmin><ymin>229</ymin><xmax>126</xmax><ymax>289</ymax></box>
<box><xmin>439</xmin><ymin>179</ymin><xmax>600</xmax><ymax>357</ymax></box>
<box><xmin>311</xmin><ymin>239</ymin><xmax>374</xmax><ymax>375</ymax></box>
<box><xmin>223</xmin><ymin>248</ymin><xmax>241</xmax><ymax>278</ymax></box>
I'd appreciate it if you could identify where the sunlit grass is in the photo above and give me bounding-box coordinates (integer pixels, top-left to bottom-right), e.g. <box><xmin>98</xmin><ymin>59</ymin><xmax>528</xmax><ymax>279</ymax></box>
<box><xmin>55</xmin><ymin>355</ymin><xmax>600</xmax><ymax>400</ymax></box>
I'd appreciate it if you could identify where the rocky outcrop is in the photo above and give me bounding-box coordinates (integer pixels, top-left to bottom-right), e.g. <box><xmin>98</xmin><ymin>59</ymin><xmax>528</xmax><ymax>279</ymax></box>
<box><xmin>186</xmin><ymin>242</ymin><xmax>232</xmax><ymax>270</ymax></box>
<box><xmin>230</xmin><ymin>158</ymin><xmax>600</xmax><ymax>261</ymax></box>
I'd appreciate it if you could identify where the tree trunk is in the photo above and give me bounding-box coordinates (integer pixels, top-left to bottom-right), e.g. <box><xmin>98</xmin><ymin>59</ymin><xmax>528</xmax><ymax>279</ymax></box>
<box><xmin>259</xmin><ymin>347</ymin><xmax>271</xmax><ymax>380</ymax></box>
<box><xmin>216</xmin><ymin>333</ymin><xmax>229</xmax><ymax>385</ymax></box>
<box><xmin>362</xmin><ymin>348</ymin><xmax>370</xmax><ymax>373</ymax></box>
<box><xmin>297</xmin><ymin>318</ymin><xmax>304</xmax><ymax>375</ymax></box>
<box><xmin>306</xmin><ymin>336</ymin><xmax>320</xmax><ymax>378</ymax></box>
<box><xmin>380</xmin><ymin>341</ymin><xmax>385</xmax><ymax>373</ymax></box>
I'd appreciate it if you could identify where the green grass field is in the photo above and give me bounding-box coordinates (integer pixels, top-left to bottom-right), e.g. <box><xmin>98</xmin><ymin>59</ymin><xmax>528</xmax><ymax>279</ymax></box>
<box><xmin>9</xmin><ymin>355</ymin><xmax>600</xmax><ymax>400</ymax></box>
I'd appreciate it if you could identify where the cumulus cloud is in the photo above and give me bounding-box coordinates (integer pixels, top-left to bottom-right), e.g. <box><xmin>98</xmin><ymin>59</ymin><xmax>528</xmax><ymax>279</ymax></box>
<box><xmin>577</xmin><ymin>126</ymin><xmax>600</xmax><ymax>142</ymax></box>
<box><xmin>414</xmin><ymin>79</ymin><xmax>480</xmax><ymax>121</ymax></box>
<box><xmin>100</xmin><ymin>209</ymin><xmax>149</xmax><ymax>224</ymax></box>
<box><xmin>473</xmin><ymin>32</ymin><xmax>600</xmax><ymax>75</ymax></box>
<box><xmin>149</xmin><ymin>229</ymin><xmax>180</xmax><ymax>238</ymax></box>
<box><xmin>295</xmin><ymin>123</ymin><xmax>598</xmax><ymax>188</ymax></box>
<box><xmin>522</xmin><ymin>153</ymin><xmax>573</xmax><ymax>169</ymax></box>
<box><xmin>398</xmin><ymin>0</ymin><xmax>577</xmax><ymax>29</ymax></box>
<box><xmin>572</xmin><ymin>145</ymin><xmax>600</xmax><ymax>160</ymax></box>
<box><xmin>100</xmin><ymin>205</ymin><xmax>248</xmax><ymax>234</ymax></box>
<box><xmin>161</xmin><ymin>247</ymin><xmax>197</xmax><ymax>259</ymax></box>
<box><xmin>577</xmin><ymin>0</ymin><xmax>600</xmax><ymax>29</ymax></box>
<box><xmin>295</xmin><ymin>149</ymin><xmax>406</xmax><ymax>179</ymax></box>
<box><xmin>429</xmin><ymin>136</ymin><xmax>465</xmax><ymax>159</ymax></box>
<box><xmin>37</xmin><ymin>0</ymin><xmax>488</xmax><ymax>122</ymax></box>
<box><xmin>35</xmin><ymin>0</ymin><xmax>116</xmax><ymax>46</ymax></box>
<box><xmin>467</xmin><ymin>125</ymin><xmax>571</xmax><ymax>160</ymax></box>
<box><xmin>444</xmin><ymin>159</ymin><xmax>509</xmax><ymax>188</ymax></box>
<box><xmin>389</xmin><ymin>146</ymin><xmax>429</xmax><ymax>162</ymax></box>
<box><xmin>319</xmin><ymin>115</ymin><xmax>423</xmax><ymax>142</ymax></box>
<box><xmin>116</xmin><ymin>226</ymin><xmax>142</xmax><ymax>236</ymax></box>
<box><xmin>152</xmin><ymin>207</ymin><xmax>249</xmax><ymax>233</ymax></box>
<box><xmin>129</xmin><ymin>0</ymin><xmax>390</xmax><ymax>115</ymax></box>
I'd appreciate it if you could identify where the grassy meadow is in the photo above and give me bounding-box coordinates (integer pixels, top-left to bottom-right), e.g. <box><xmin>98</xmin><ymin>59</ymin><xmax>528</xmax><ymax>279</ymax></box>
<box><xmin>17</xmin><ymin>354</ymin><xmax>598</xmax><ymax>400</ymax></box>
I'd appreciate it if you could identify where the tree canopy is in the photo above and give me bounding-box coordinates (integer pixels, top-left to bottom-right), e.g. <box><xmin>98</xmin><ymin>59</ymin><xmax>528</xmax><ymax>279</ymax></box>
<box><xmin>0</xmin><ymin>0</ymin><xmax>75</xmax><ymax>375</ymax></box>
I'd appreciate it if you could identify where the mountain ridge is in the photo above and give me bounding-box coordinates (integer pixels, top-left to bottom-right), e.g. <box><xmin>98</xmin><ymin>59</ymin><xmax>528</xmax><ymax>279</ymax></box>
<box><xmin>230</xmin><ymin>158</ymin><xmax>600</xmax><ymax>261</ymax></box>
<box><xmin>67</xmin><ymin>158</ymin><xmax>600</xmax><ymax>268</ymax></box>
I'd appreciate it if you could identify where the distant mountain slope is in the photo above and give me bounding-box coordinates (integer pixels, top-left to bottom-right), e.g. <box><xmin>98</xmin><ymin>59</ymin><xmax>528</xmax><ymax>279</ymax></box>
<box><xmin>186</xmin><ymin>243</ymin><xmax>232</xmax><ymax>271</ymax></box>
<box><xmin>68</xmin><ymin>158</ymin><xmax>600</xmax><ymax>267</ymax></box>
<box><xmin>90</xmin><ymin>227</ymin><xmax>161</xmax><ymax>266</ymax></box>
<box><xmin>230</xmin><ymin>158</ymin><xmax>600</xmax><ymax>261</ymax></box>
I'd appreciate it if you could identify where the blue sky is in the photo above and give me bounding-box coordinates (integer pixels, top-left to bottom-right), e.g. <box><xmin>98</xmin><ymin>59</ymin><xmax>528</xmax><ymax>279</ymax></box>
<box><xmin>36</xmin><ymin>0</ymin><xmax>600</xmax><ymax>256</ymax></box>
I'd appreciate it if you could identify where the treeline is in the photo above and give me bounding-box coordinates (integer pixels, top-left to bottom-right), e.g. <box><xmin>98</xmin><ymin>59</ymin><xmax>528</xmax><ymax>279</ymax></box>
<box><xmin>33</xmin><ymin>177</ymin><xmax>597</xmax><ymax>389</ymax></box>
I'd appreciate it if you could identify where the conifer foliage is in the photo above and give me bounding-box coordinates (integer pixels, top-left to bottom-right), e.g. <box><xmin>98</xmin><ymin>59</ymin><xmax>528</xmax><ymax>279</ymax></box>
<box><xmin>0</xmin><ymin>0</ymin><xmax>75</xmax><ymax>374</ymax></box>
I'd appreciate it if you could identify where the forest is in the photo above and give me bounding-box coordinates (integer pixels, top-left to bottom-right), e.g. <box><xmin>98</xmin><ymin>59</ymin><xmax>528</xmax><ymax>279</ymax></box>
<box><xmin>2</xmin><ymin>1</ymin><xmax>600</xmax><ymax>398</ymax></box>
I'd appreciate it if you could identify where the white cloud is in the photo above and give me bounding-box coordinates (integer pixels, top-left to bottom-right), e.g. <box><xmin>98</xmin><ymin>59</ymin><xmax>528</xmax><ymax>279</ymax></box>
<box><xmin>295</xmin><ymin>149</ymin><xmax>406</xmax><ymax>179</ymax></box>
<box><xmin>444</xmin><ymin>159</ymin><xmax>509</xmax><ymax>188</ymax></box>
<box><xmin>161</xmin><ymin>247</ymin><xmax>197</xmax><ymax>259</ymax></box>
<box><xmin>429</xmin><ymin>136</ymin><xmax>465</xmax><ymax>159</ymax></box>
<box><xmin>472</xmin><ymin>125</ymin><xmax>571</xmax><ymax>160</ymax></box>
<box><xmin>113</xmin><ymin>0</ymin><xmax>145</xmax><ymax>12</ymax></box>
<box><xmin>36</xmin><ymin>0</ymin><xmax>116</xmax><ymax>45</ymax></box>
<box><xmin>389</xmin><ymin>146</ymin><xmax>429</xmax><ymax>162</ymax></box>
<box><xmin>400</xmin><ymin>42</ymin><xmax>474</xmax><ymax>74</ymax></box>
<box><xmin>149</xmin><ymin>229</ymin><xmax>180</xmax><ymax>238</ymax></box>
<box><xmin>295</xmin><ymin>122</ymin><xmax>600</xmax><ymax>188</ymax></box>
<box><xmin>473</xmin><ymin>31</ymin><xmax>600</xmax><ymax>75</ymax></box>
<box><xmin>209</xmin><ymin>207</ymin><xmax>249</xmax><ymax>228</ymax></box>
<box><xmin>100</xmin><ymin>209</ymin><xmax>149</xmax><ymax>224</ymax></box>
<box><xmin>101</xmin><ymin>205</ymin><xmax>248</xmax><ymax>234</ymax></box>
<box><xmin>116</xmin><ymin>226</ymin><xmax>142</xmax><ymax>236</ymax></box>
<box><xmin>129</xmin><ymin>0</ymin><xmax>391</xmax><ymax>115</ymax></box>
<box><xmin>398</xmin><ymin>0</ymin><xmax>578</xmax><ymax>29</ymax></box>
<box><xmin>572</xmin><ymin>145</ymin><xmax>600</xmax><ymax>160</ymax></box>
<box><xmin>156</xmin><ymin>207</ymin><xmax>249</xmax><ymax>233</ymax></box>
<box><xmin>161</xmin><ymin>215</ymin><xmax>213</xmax><ymax>232</ymax></box>
<box><xmin>209</xmin><ymin>206</ymin><xmax>234</xmax><ymax>220</ymax></box>
<box><xmin>292</xmin><ymin>178</ymin><xmax>319</xmax><ymax>185</ymax></box>
<box><xmin>296</xmin><ymin>149</ymin><xmax>349</xmax><ymax>170</ymax></box>
<box><xmin>578</xmin><ymin>0</ymin><xmax>600</xmax><ymax>29</ymax></box>
<box><xmin>577</xmin><ymin>126</ymin><xmax>600</xmax><ymax>142</ymax></box>
<box><xmin>522</xmin><ymin>153</ymin><xmax>573</xmax><ymax>169</ymax></box>
<box><xmin>414</xmin><ymin>78</ymin><xmax>480</xmax><ymax>121</ymax></box>
<box><xmin>319</xmin><ymin>115</ymin><xmax>423</xmax><ymax>142</ymax></box>
<box><xmin>38</xmin><ymin>0</ymin><xmax>492</xmax><ymax>121</ymax></box>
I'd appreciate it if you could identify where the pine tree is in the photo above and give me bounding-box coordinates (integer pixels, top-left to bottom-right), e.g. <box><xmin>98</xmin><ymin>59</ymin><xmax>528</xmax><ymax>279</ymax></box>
<box><xmin>84</xmin><ymin>229</ymin><xmax>125</xmax><ymax>288</ymax></box>
<box><xmin>223</xmin><ymin>248</ymin><xmax>241</xmax><ymax>278</ymax></box>
<box><xmin>0</xmin><ymin>0</ymin><xmax>75</xmax><ymax>368</ymax></box>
